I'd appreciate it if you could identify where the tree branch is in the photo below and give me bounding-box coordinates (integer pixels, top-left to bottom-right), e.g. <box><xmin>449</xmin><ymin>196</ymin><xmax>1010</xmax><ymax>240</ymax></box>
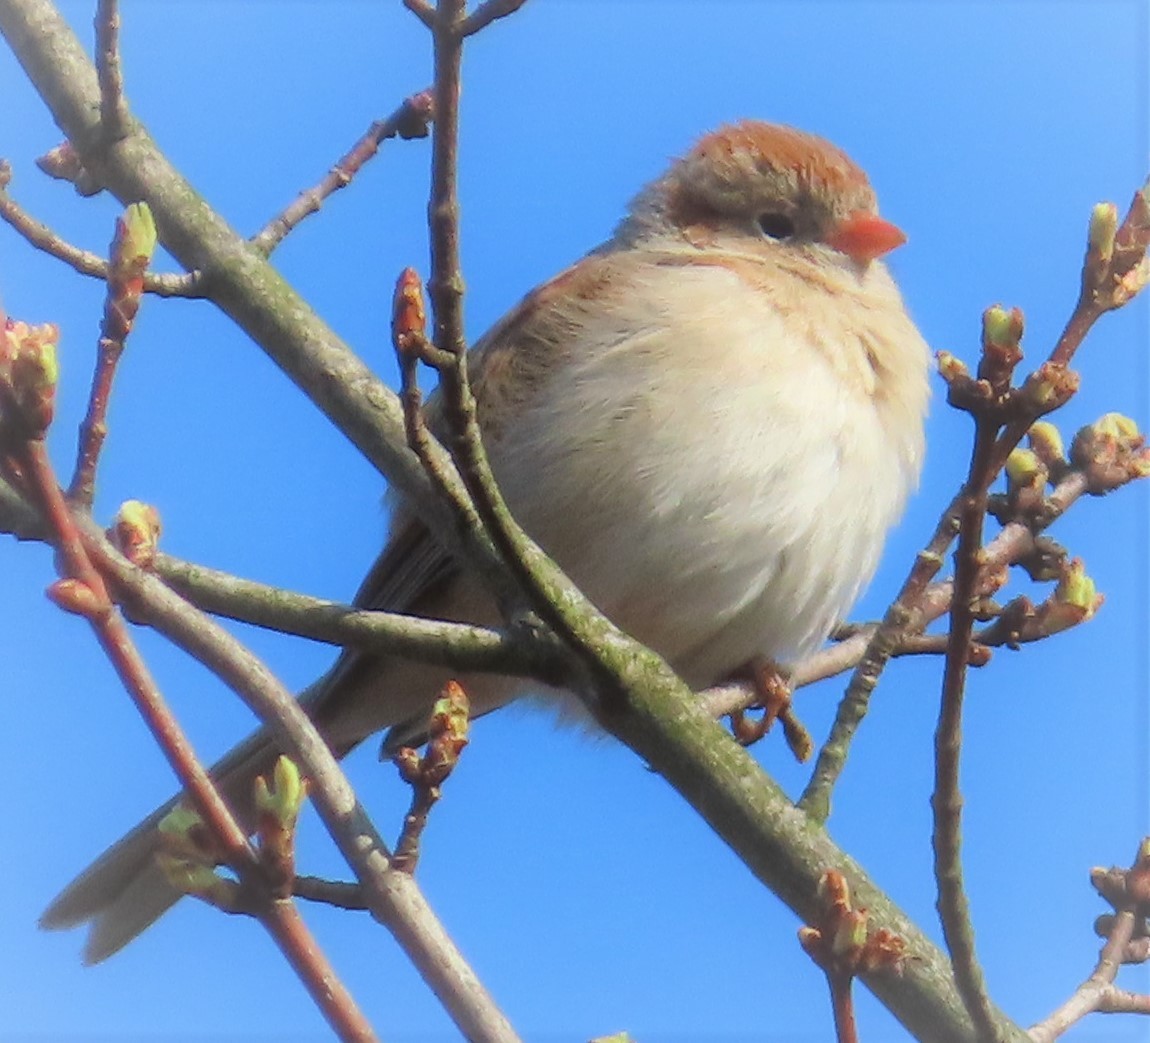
<box><xmin>251</xmin><ymin>90</ymin><xmax>434</xmax><ymax>256</ymax></box>
<box><xmin>82</xmin><ymin>515</ymin><xmax>520</xmax><ymax>1043</ymax></box>
<box><xmin>0</xmin><ymin>0</ymin><xmax>506</xmax><ymax>595</ymax></box>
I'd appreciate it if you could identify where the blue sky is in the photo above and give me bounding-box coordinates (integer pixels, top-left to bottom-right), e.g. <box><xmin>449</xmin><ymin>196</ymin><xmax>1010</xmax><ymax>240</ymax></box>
<box><xmin>2</xmin><ymin>1</ymin><xmax>1148</xmax><ymax>1040</ymax></box>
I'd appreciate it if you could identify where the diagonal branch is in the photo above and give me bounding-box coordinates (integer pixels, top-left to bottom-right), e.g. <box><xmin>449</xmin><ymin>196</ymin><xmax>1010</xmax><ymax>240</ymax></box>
<box><xmin>0</xmin><ymin>0</ymin><xmax>515</xmax><ymax>598</ymax></box>
<box><xmin>80</xmin><ymin>513</ymin><xmax>520</xmax><ymax>1043</ymax></box>
<box><xmin>5</xmin><ymin>435</ymin><xmax>376</xmax><ymax>1041</ymax></box>
<box><xmin>251</xmin><ymin>90</ymin><xmax>434</xmax><ymax>256</ymax></box>
<box><xmin>93</xmin><ymin>0</ymin><xmax>126</xmax><ymax>140</ymax></box>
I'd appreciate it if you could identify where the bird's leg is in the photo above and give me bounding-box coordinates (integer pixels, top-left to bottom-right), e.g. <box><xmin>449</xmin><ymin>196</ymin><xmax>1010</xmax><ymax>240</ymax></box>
<box><xmin>726</xmin><ymin>656</ymin><xmax>812</xmax><ymax>761</ymax></box>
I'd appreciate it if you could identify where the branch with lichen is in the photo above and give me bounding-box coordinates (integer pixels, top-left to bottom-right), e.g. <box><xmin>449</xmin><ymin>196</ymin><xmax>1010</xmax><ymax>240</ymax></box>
<box><xmin>1</xmin><ymin>1</ymin><xmax>1145</xmax><ymax>1040</ymax></box>
<box><xmin>383</xmin><ymin>5</ymin><xmax>1024</xmax><ymax>1039</ymax></box>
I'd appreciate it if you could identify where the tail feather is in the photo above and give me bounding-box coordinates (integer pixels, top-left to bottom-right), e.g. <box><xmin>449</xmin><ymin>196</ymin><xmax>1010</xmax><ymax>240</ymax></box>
<box><xmin>40</xmin><ymin>725</ymin><xmax>280</xmax><ymax>962</ymax></box>
<box><xmin>41</xmin><ymin>562</ymin><xmax>509</xmax><ymax>962</ymax></box>
<box><xmin>80</xmin><ymin>861</ymin><xmax>180</xmax><ymax>965</ymax></box>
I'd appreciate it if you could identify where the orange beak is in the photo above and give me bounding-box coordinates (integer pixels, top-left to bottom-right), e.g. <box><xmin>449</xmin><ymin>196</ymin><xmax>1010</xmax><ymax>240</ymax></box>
<box><xmin>826</xmin><ymin>211</ymin><xmax>907</xmax><ymax>264</ymax></box>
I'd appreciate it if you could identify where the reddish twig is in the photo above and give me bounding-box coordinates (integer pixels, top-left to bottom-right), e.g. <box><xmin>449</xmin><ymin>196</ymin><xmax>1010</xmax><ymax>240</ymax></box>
<box><xmin>988</xmin><ymin>183</ymin><xmax>1150</xmax><ymax>477</ymax></box>
<box><xmin>426</xmin><ymin>0</ymin><xmax>468</xmax><ymax>360</ymax></box>
<box><xmin>0</xmin><ymin>322</ymin><xmax>376</xmax><ymax>1041</ymax></box>
<box><xmin>392</xmin><ymin>682</ymin><xmax>470</xmax><ymax>873</ymax></box>
<box><xmin>799</xmin><ymin>871</ymin><xmax>906</xmax><ymax>1043</ymax></box>
<box><xmin>927</xmin><ymin>184</ymin><xmax>1150</xmax><ymax>1026</ymax></box>
<box><xmin>250</xmin><ymin>90</ymin><xmax>434</xmax><ymax>256</ymax></box>
<box><xmin>11</xmin><ymin>446</ymin><xmax>376</xmax><ymax>1041</ymax></box>
<box><xmin>94</xmin><ymin>0</ymin><xmax>127</xmax><ymax>140</ymax></box>
<box><xmin>69</xmin><ymin>203</ymin><xmax>156</xmax><ymax>506</ymax></box>
<box><xmin>262</xmin><ymin>902</ymin><xmax>378</xmax><ymax>1041</ymax></box>
<box><xmin>801</xmin><ymin>182</ymin><xmax>1150</xmax><ymax>827</ymax></box>
<box><xmin>407</xmin><ymin>9</ymin><xmax>632</xmax><ymax>689</ymax></box>
<box><xmin>77</xmin><ymin>513</ymin><xmax>519</xmax><ymax>1042</ymax></box>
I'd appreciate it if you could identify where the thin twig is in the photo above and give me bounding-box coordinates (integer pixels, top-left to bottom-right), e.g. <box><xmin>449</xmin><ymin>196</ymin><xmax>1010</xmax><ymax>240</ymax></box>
<box><xmin>293</xmin><ymin>875</ymin><xmax>369</xmax><ymax>911</ymax></box>
<box><xmin>931</xmin><ymin>418</ymin><xmax>1001</xmax><ymax>1039</ymax></box>
<box><xmin>828</xmin><ymin>974</ymin><xmax>860</xmax><ymax>1043</ymax></box>
<box><xmin>0</xmin><ymin>161</ymin><xmax>200</xmax><ymax>296</ymax></box>
<box><xmin>403</xmin><ymin>0</ymin><xmax>437</xmax><ymax>30</ymax></box>
<box><xmin>932</xmin><ymin>307</ymin><xmax>1033</xmax><ymax>1039</ymax></box>
<box><xmin>81</xmin><ymin>520</ymin><xmax>520</xmax><ymax>1043</ymax></box>
<box><xmin>415</xmin><ymin>12</ymin><xmax>633</xmax><ymax>689</ymax></box>
<box><xmin>798</xmin><ymin>507</ymin><xmax>957</xmax><ymax>819</ymax></box>
<box><xmin>155</xmin><ymin>549</ymin><xmax>562</xmax><ymax>678</ymax></box>
<box><xmin>1028</xmin><ymin>911</ymin><xmax>1147</xmax><ymax>1041</ymax></box>
<box><xmin>261</xmin><ymin>901</ymin><xmax>378</xmax><ymax>1042</ymax></box>
<box><xmin>251</xmin><ymin>90</ymin><xmax>434</xmax><ymax>256</ymax></box>
<box><xmin>389</xmin><ymin>682</ymin><xmax>470</xmax><ymax>874</ymax></box>
<box><xmin>459</xmin><ymin>0</ymin><xmax>530</xmax><ymax>37</ymax></box>
<box><xmin>94</xmin><ymin>0</ymin><xmax>127</xmax><ymax>140</ymax></box>
<box><xmin>426</xmin><ymin>0</ymin><xmax>468</xmax><ymax>360</ymax></box>
<box><xmin>70</xmin><ymin>203</ymin><xmax>155</xmax><ymax>506</ymax></box>
<box><xmin>19</xmin><ymin>444</ymin><xmax>253</xmax><ymax>866</ymax></box>
<box><xmin>11</xmin><ymin>438</ymin><xmax>376</xmax><ymax>1040</ymax></box>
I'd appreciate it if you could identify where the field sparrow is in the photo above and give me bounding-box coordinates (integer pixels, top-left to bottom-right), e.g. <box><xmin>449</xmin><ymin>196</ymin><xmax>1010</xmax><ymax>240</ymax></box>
<box><xmin>42</xmin><ymin>121</ymin><xmax>930</xmax><ymax>961</ymax></box>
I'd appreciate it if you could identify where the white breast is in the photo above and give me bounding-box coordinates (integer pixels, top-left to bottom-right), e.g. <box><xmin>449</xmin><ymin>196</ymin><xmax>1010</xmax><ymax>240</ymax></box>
<box><xmin>489</xmin><ymin>256</ymin><xmax>928</xmax><ymax>689</ymax></box>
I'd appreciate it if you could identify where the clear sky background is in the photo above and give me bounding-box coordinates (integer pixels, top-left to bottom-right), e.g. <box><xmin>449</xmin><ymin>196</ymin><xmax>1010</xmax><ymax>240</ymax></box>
<box><xmin>2</xmin><ymin>1</ymin><xmax>1148</xmax><ymax>1041</ymax></box>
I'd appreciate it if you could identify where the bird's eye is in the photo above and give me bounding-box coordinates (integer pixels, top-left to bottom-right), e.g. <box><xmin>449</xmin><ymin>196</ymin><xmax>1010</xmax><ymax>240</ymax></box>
<box><xmin>756</xmin><ymin>212</ymin><xmax>796</xmax><ymax>240</ymax></box>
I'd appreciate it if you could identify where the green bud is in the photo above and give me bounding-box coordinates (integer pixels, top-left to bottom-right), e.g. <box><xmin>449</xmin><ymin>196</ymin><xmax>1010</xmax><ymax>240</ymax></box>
<box><xmin>1088</xmin><ymin>202</ymin><xmax>1118</xmax><ymax>263</ymax></box>
<box><xmin>936</xmin><ymin>351</ymin><xmax>970</xmax><ymax>383</ymax></box>
<box><xmin>1095</xmin><ymin>412</ymin><xmax>1139</xmax><ymax>440</ymax></box>
<box><xmin>1028</xmin><ymin>421</ymin><xmax>1065</xmax><ymax>464</ymax></box>
<box><xmin>981</xmin><ymin>304</ymin><xmax>1022</xmax><ymax>348</ymax></box>
<box><xmin>1005</xmin><ymin>448</ymin><xmax>1042</xmax><ymax>487</ymax></box>
<box><xmin>254</xmin><ymin>755</ymin><xmax>307</xmax><ymax>830</ymax></box>
<box><xmin>119</xmin><ymin>202</ymin><xmax>158</xmax><ymax>265</ymax></box>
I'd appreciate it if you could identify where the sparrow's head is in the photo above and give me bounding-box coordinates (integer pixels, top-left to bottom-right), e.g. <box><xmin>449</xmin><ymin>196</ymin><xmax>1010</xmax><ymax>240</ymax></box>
<box><xmin>620</xmin><ymin>121</ymin><xmax>905</xmax><ymax>266</ymax></box>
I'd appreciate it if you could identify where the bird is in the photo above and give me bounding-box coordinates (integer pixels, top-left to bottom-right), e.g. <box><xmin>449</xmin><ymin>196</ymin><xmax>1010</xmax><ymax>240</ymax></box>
<box><xmin>41</xmin><ymin>120</ymin><xmax>931</xmax><ymax>963</ymax></box>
